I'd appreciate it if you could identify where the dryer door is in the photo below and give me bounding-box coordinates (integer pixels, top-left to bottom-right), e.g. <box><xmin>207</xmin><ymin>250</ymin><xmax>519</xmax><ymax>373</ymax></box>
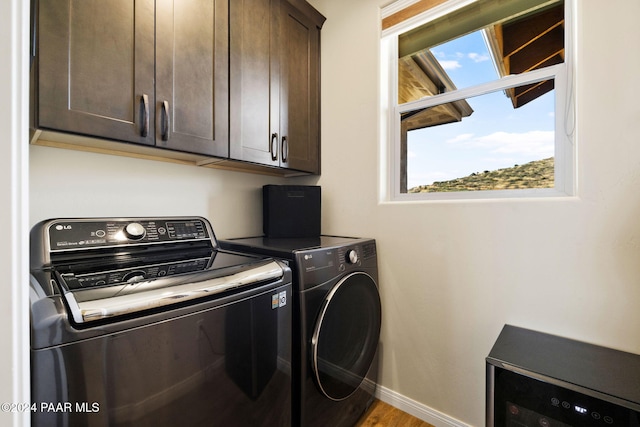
<box><xmin>311</xmin><ymin>272</ymin><xmax>382</xmax><ymax>401</ymax></box>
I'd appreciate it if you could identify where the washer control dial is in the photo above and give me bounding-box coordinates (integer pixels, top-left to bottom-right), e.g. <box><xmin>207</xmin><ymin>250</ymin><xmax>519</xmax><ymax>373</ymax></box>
<box><xmin>124</xmin><ymin>222</ymin><xmax>146</xmax><ymax>240</ymax></box>
<box><xmin>346</xmin><ymin>249</ymin><xmax>359</xmax><ymax>264</ymax></box>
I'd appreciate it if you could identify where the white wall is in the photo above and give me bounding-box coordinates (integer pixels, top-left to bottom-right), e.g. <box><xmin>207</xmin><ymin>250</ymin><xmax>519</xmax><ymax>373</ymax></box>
<box><xmin>29</xmin><ymin>146</ymin><xmax>307</xmax><ymax>237</ymax></box>
<box><xmin>310</xmin><ymin>0</ymin><xmax>640</xmax><ymax>425</ymax></box>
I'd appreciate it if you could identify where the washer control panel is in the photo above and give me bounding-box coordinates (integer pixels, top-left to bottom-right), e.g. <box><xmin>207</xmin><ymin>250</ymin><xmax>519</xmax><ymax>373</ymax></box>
<box><xmin>47</xmin><ymin>217</ymin><xmax>211</xmax><ymax>251</ymax></box>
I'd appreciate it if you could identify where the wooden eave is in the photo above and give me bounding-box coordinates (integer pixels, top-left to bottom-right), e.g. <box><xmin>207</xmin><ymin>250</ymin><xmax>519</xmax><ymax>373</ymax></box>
<box><xmin>398</xmin><ymin>50</ymin><xmax>473</xmax><ymax>131</ymax></box>
<box><xmin>486</xmin><ymin>3</ymin><xmax>564</xmax><ymax>108</ymax></box>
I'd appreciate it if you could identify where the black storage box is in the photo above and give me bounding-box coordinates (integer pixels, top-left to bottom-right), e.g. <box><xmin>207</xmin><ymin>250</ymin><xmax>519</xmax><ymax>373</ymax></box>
<box><xmin>263</xmin><ymin>185</ymin><xmax>321</xmax><ymax>237</ymax></box>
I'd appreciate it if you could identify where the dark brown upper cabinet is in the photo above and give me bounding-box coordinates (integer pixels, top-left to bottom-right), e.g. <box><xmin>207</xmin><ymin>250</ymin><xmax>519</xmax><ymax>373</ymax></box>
<box><xmin>230</xmin><ymin>0</ymin><xmax>325</xmax><ymax>174</ymax></box>
<box><xmin>36</xmin><ymin>0</ymin><xmax>229</xmax><ymax>158</ymax></box>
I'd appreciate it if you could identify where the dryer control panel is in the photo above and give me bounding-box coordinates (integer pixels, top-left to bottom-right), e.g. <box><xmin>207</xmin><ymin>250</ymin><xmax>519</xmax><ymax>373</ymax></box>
<box><xmin>337</xmin><ymin>242</ymin><xmax>375</xmax><ymax>269</ymax></box>
<box><xmin>296</xmin><ymin>240</ymin><xmax>377</xmax><ymax>289</ymax></box>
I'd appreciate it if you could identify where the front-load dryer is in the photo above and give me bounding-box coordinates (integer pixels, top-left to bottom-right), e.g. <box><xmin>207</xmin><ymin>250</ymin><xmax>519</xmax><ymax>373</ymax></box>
<box><xmin>220</xmin><ymin>236</ymin><xmax>382</xmax><ymax>427</ymax></box>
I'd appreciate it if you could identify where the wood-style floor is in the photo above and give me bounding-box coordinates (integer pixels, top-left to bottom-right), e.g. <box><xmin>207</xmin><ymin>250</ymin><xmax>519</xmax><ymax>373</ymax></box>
<box><xmin>355</xmin><ymin>400</ymin><xmax>435</xmax><ymax>427</ymax></box>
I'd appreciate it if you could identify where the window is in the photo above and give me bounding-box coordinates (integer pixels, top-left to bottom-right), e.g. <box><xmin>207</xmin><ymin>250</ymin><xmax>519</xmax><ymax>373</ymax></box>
<box><xmin>381</xmin><ymin>0</ymin><xmax>575</xmax><ymax>200</ymax></box>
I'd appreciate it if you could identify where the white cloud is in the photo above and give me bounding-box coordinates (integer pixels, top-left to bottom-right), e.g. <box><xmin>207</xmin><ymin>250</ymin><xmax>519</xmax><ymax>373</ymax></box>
<box><xmin>446</xmin><ymin>133</ymin><xmax>474</xmax><ymax>144</ymax></box>
<box><xmin>468</xmin><ymin>52</ymin><xmax>490</xmax><ymax>63</ymax></box>
<box><xmin>439</xmin><ymin>60</ymin><xmax>462</xmax><ymax>71</ymax></box>
<box><xmin>470</xmin><ymin>130</ymin><xmax>554</xmax><ymax>157</ymax></box>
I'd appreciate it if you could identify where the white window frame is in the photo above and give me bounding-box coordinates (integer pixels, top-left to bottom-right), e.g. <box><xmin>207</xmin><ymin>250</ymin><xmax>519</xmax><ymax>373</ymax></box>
<box><xmin>380</xmin><ymin>0</ymin><xmax>576</xmax><ymax>202</ymax></box>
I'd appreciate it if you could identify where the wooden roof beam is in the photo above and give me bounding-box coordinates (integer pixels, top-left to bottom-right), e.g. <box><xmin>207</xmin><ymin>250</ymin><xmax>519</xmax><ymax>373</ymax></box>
<box><xmin>502</xmin><ymin>5</ymin><xmax>564</xmax><ymax>57</ymax></box>
<box><xmin>508</xmin><ymin>26</ymin><xmax>564</xmax><ymax>74</ymax></box>
<box><xmin>513</xmin><ymin>79</ymin><xmax>555</xmax><ymax>108</ymax></box>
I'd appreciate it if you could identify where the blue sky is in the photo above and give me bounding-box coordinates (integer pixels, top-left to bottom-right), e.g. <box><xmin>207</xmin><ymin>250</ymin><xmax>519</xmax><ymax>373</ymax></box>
<box><xmin>406</xmin><ymin>30</ymin><xmax>555</xmax><ymax>189</ymax></box>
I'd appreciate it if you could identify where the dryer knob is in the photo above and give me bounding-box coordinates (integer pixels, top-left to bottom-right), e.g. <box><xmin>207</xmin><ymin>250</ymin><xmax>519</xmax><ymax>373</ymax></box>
<box><xmin>346</xmin><ymin>249</ymin><xmax>359</xmax><ymax>264</ymax></box>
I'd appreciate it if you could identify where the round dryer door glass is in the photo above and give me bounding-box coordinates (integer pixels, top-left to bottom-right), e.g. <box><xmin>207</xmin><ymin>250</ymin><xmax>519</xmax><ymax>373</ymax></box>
<box><xmin>311</xmin><ymin>272</ymin><xmax>382</xmax><ymax>401</ymax></box>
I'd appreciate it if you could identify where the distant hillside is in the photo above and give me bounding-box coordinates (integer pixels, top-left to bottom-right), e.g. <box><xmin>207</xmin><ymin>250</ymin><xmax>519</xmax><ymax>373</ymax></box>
<box><xmin>409</xmin><ymin>157</ymin><xmax>554</xmax><ymax>193</ymax></box>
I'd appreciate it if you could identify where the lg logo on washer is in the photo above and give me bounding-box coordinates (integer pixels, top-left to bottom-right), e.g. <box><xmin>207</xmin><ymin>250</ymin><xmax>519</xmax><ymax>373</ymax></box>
<box><xmin>55</xmin><ymin>224</ymin><xmax>72</xmax><ymax>231</ymax></box>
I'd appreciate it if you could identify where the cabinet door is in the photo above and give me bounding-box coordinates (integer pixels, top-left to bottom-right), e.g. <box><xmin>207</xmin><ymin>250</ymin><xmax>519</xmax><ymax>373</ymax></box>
<box><xmin>279</xmin><ymin>1</ymin><xmax>321</xmax><ymax>173</ymax></box>
<box><xmin>38</xmin><ymin>0</ymin><xmax>155</xmax><ymax>145</ymax></box>
<box><xmin>229</xmin><ymin>0</ymin><xmax>280</xmax><ymax>167</ymax></box>
<box><xmin>156</xmin><ymin>0</ymin><xmax>229</xmax><ymax>157</ymax></box>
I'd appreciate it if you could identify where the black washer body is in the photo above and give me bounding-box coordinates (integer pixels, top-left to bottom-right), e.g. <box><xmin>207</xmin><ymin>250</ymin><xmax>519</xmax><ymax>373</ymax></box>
<box><xmin>221</xmin><ymin>236</ymin><xmax>382</xmax><ymax>427</ymax></box>
<box><xmin>30</xmin><ymin>217</ymin><xmax>293</xmax><ymax>427</ymax></box>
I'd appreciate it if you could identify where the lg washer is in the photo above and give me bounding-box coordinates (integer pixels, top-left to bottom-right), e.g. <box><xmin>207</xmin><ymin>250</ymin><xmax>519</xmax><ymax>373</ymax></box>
<box><xmin>30</xmin><ymin>217</ymin><xmax>293</xmax><ymax>426</ymax></box>
<box><xmin>221</xmin><ymin>236</ymin><xmax>382</xmax><ymax>427</ymax></box>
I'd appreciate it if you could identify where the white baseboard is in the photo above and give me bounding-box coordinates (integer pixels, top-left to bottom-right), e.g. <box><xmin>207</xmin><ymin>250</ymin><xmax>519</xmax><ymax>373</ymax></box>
<box><xmin>375</xmin><ymin>385</ymin><xmax>473</xmax><ymax>427</ymax></box>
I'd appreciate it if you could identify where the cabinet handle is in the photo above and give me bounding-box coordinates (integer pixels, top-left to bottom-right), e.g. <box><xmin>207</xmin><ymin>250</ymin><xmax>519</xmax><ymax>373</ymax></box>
<box><xmin>140</xmin><ymin>94</ymin><xmax>149</xmax><ymax>137</ymax></box>
<box><xmin>270</xmin><ymin>133</ymin><xmax>278</xmax><ymax>161</ymax></box>
<box><xmin>30</xmin><ymin>0</ymin><xmax>37</xmax><ymax>68</ymax></box>
<box><xmin>281</xmin><ymin>136</ymin><xmax>288</xmax><ymax>162</ymax></box>
<box><xmin>161</xmin><ymin>100</ymin><xmax>170</xmax><ymax>141</ymax></box>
